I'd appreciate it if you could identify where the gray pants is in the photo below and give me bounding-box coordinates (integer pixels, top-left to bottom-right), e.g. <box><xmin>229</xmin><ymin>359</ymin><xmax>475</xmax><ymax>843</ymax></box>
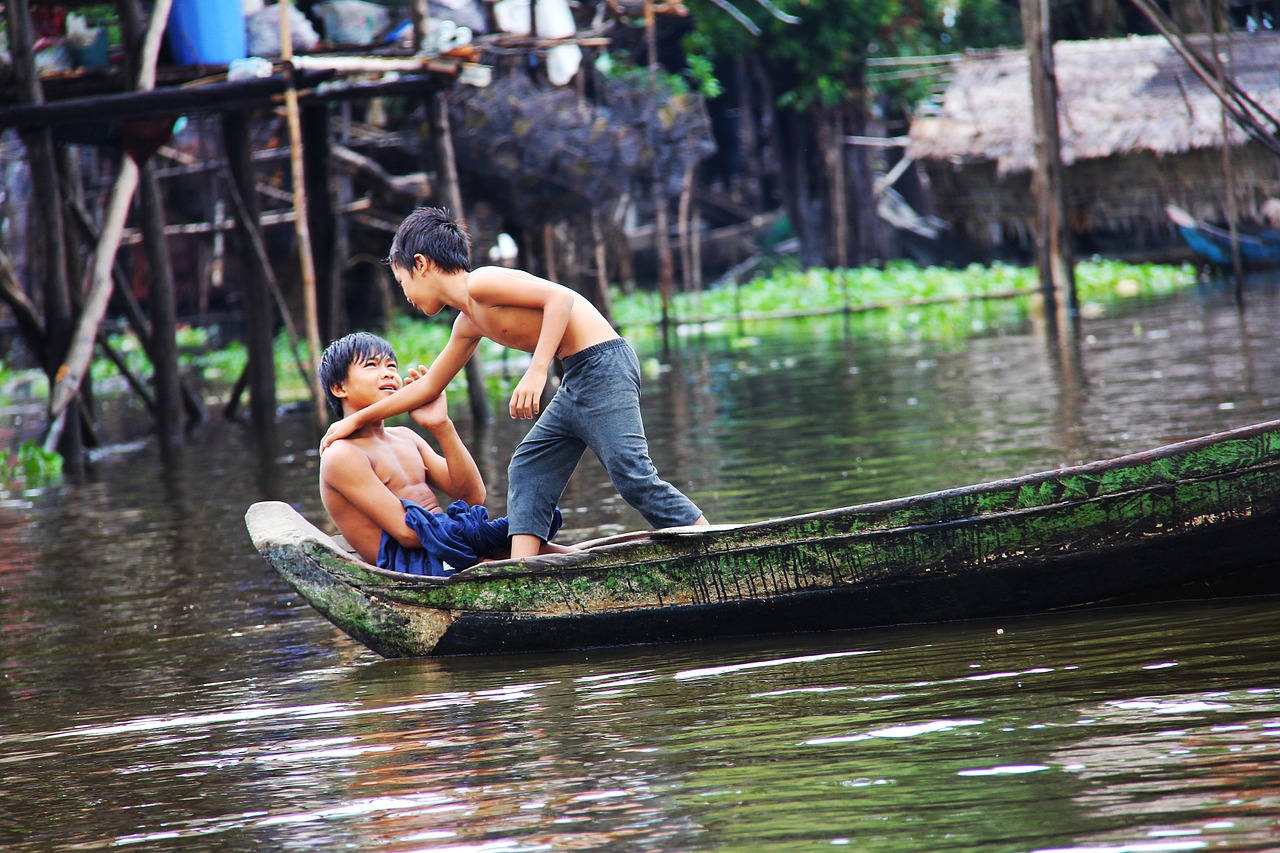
<box><xmin>507</xmin><ymin>338</ymin><xmax>703</xmax><ymax>539</ymax></box>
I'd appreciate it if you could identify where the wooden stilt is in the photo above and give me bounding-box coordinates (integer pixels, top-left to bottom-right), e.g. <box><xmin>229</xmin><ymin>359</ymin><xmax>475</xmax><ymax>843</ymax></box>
<box><xmin>1021</xmin><ymin>0</ymin><xmax>1076</xmax><ymax>328</ymax></box>
<box><xmin>222</xmin><ymin>111</ymin><xmax>278</xmax><ymax>436</ymax></box>
<box><xmin>426</xmin><ymin>88</ymin><xmax>491</xmax><ymax>427</ymax></box>
<box><xmin>589</xmin><ymin>211</ymin><xmax>614</xmax><ymax>324</ymax></box>
<box><xmin>302</xmin><ymin>102</ymin><xmax>339</xmax><ymax>340</ymax></box>
<box><xmin>0</xmin><ymin>248</ymin><xmax>48</xmax><ymax>366</ymax></box>
<box><xmin>678</xmin><ymin>163</ymin><xmax>695</xmax><ymax>293</ymax></box>
<box><xmin>138</xmin><ymin>161</ymin><xmax>183</xmax><ymax>448</ymax></box>
<box><xmin>9</xmin><ymin>0</ymin><xmax>84</xmax><ymax>460</ymax></box>
<box><xmin>279</xmin><ymin>0</ymin><xmax>328</xmax><ymax>430</ymax></box>
<box><xmin>97</xmin><ymin>330</ymin><xmax>157</xmax><ymax>414</ymax></box>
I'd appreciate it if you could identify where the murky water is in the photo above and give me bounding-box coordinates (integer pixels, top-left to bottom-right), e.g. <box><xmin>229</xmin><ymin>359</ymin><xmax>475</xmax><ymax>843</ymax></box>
<box><xmin>3</xmin><ymin>276</ymin><xmax>1280</xmax><ymax>850</ymax></box>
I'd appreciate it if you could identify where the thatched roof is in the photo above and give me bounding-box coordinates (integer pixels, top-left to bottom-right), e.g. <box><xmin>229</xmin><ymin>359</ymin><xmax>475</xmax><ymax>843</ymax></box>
<box><xmin>909</xmin><ymin>32</ymin><xmax>1280</xmax><ymax>175</ymax></box>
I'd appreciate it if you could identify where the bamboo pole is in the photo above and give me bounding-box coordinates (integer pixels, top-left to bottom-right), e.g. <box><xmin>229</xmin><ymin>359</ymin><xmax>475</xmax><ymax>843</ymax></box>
<box><xmin>1204</xmin><ymin>7</ymin><xmax>1243</xmax><ymax>292</ymax></box>
<box><xmin>280</xmin><ymin>0</ymin><xmax>328</xmax><ymax>430</ymax></box>
<box><xmin>44</xmin><ymin>0</ymin><xmax>172</xmax><ymax>453</ymax></box>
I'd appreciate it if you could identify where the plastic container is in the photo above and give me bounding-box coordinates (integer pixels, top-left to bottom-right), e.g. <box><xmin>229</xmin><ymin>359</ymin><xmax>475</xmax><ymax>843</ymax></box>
<box><xmin>167</xmin><ymin>0</ymin><xmax>247</xmax><ymax>66</ymax></box>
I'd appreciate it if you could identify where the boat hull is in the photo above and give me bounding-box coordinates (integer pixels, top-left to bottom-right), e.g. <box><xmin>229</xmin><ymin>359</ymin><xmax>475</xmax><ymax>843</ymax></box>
<box><xmin>247</xmin><ymin>421</ymin><xmax>1280</xmax><ymax>657</ymax></box>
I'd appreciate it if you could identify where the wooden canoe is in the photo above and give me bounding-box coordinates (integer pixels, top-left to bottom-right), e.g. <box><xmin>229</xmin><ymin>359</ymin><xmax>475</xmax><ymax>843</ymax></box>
<box><xmin>1166</xmin><ymin>203</ymin><xmax>1280</xmax><ymax>268</ymax></box>
<box><xmin>246</xmin><ymin>420</ymin><xmax>1280</xmax><ymax>657</ymax></box>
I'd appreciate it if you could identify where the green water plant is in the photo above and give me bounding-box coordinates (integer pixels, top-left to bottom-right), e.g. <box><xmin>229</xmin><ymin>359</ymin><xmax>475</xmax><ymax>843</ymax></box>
<box><xmin>0</xmin><ymin>440</ymin><xmax>63</xmax><ymax>491</ymax></box>
<box><xmin>611</xmin><ymin>260</ymin><xmax>1198</xmax><ymax>334</ymax></box>
<box><xmin>22</xmin><ymin>260</ymin><xmax>1197</xmax><ymax>411</ymax></box>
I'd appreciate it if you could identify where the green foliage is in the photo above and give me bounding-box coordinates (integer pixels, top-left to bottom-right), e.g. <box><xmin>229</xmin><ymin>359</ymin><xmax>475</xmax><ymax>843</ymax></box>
<box><xmin>0</xmin><ymin>440</ymin><xmax>63</xmax><ymax>492</ymax></box>
<box><xmin>3</xmin><ymin>262</ymin><xmax>1196</xmax><ymax>427</ymax></box>
<box><xmin>948</xmin><ymin>0</ymin><xmax>1023</xmax><ymax>49</ymax></box>
<box><xmin>680</xmin><ymin>0</ymin><xmax>1045</xmax><ymax>111</ymax></box>
<box><xmin>597</xmin><ymin>50</ymin><xmax>695</xmax><ymax>97</ymax></box>
<box><xmin>683</xmin><ymin>53</ymin><xmax>723</xmax><ymax>99</ymax></box>
<box><xmin>683</xmin><ymin>0</ymin><xmax>954</xmax><ymax>110</ymax></box>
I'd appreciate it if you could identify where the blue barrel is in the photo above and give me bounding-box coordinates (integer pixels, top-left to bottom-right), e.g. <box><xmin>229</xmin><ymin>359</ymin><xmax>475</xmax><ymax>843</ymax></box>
<box><xmin>167</xmin><ymin>0</ymin><xmax>246</xmax><ymax>65</ymax></box>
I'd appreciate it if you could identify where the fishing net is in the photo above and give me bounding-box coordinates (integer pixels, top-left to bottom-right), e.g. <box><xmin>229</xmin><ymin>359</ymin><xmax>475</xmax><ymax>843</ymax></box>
<box><xmin>447</xmin><ymin>70</ymin><xmax>715</xmax><ymax>221</ymax></box>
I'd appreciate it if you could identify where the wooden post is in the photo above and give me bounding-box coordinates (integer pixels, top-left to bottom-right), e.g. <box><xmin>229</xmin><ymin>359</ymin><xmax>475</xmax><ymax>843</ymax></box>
<box><xmin>678</xmin><ymin>163</ymin><xmax>694</xmax><ymax>294</ymax></box>
<box><xmin>222</xmin><ymin>110</ymin><xmax>278</xmax><ymax>437</ymax></box>
<box><xmin>643</xmin><ymin>0</ymin><xmax>675</xmax><ymax>332</ymax></box>
<box><xmin>9</xmin><ymin>0</ymin><xmax>84</xmax><ymax>460</ymax></box>
<box><xmin>427</xmin><ymin>89</ymin><xmax>491</xmax><ymax>427</ymax></box>
<box><xmin>279</xmin><ymin>0</ymin><xmax>328</xmax><ymax>430</ymax></box>
<box><xmin>824</xmin><ymin>110</ymin><xmax>849</xmax><ymax>269</ymax></box>
<box><xmin>138</xmin><ymin>161</ymin><xmax>183</xmax><ymax>449</ymax></box>
<box><xmin>302</xmin><ymin>102</ymin><xmax>339</xmax><ymax>340</ymax></box>
<box><xmin>1021</xmin><ymin>0</ymin><xmax>1076</xmax><ymax>326</ymax></box>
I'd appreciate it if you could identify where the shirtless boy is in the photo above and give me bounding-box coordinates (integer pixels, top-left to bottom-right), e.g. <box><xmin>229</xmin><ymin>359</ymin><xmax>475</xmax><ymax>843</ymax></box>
<box><xmin>317</xmin><ymin>331</ymin><xmax>568</xmax><ymax>576</ymax></box>
<box><xmin>320</xmin><ymin>207</ymin><xmax>707</xmax><ymax>559</ymax></box>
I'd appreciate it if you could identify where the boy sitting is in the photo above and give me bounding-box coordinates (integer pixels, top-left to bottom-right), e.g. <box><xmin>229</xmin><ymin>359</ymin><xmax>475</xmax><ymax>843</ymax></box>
<box><xmin>317</xmin><ymin>331</ymin><xmax>570</xmax><ymax>576</ymax></box>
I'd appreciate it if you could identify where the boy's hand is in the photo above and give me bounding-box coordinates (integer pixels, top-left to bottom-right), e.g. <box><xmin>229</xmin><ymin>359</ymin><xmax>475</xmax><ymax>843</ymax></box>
<box><xmin>510</xmin><ymin>368</ymin><xmax>547</xmax><ymax>420</ymax></box>
<box><xmin>320</xmin><ymin>415</ymin><xmax>359</xmax><ymax>453</ymax></box>
<box><xmin>409</xmin><ymin>389</ymin><xmax>450</xmax><ymax>431</ymax></box>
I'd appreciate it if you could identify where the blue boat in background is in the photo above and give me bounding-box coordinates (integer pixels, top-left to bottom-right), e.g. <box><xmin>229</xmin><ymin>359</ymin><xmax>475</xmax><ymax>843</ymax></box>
<box><xmin>1166</xmin><ymin>204</ymin><xmax>1280</xmax><ymax>268</ymax></box>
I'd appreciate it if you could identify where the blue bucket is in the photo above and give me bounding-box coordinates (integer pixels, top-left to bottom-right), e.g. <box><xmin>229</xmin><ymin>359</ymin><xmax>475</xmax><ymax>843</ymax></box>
<box><xmin>168</xmin><ymin>0</ymin><xmax>246</xmax><ymax>66</ymax></box>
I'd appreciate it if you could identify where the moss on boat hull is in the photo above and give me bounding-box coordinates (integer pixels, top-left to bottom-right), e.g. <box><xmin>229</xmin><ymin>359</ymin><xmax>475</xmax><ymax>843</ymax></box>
<box><xmin>247</xmin><ymin>420</ymin><xmax>1280</xmax><ymax>657</ymax></box>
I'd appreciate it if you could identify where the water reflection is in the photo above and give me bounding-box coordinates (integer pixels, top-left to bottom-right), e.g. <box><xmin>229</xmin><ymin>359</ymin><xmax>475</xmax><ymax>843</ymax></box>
<box><xmin>5</xmin><ymin>278</ymin><xmax>1280</xmax><ymax>850</ymax></box>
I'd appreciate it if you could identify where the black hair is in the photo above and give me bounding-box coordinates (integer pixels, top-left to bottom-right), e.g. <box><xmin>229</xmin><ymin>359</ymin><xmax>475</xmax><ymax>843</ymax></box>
<box><xmin>387</xmin><ymin>207</ymin><xmax>472</xmax><ymax>274</ymax></box>
<box><xmin>318</xmin><ymin>332</ymin><xmax>396</xmax><ymax>417</ymax></box>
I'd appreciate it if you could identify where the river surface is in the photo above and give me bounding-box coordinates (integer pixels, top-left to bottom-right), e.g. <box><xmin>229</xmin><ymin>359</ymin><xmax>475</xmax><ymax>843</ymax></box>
<box><xmin>3</xmin><ymin>277</ymin><xmax>1280</xmax><ymax>851</ymax></box>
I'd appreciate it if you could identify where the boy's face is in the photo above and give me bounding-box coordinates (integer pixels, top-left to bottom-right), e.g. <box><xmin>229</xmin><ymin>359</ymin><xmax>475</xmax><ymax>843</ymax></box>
<box><xmin>392</xmin><ymin>254</ymin><xmax>445</xmax><ymax>316</ymax></box>
<box><xmin>331</xmin><ymin>351</ymin><xmax>402</xmax><ymax>414</ymax></box>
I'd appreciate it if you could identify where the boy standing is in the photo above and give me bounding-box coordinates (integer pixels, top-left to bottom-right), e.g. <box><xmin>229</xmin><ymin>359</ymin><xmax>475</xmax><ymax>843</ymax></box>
<box><xmin>320</xmin><ymin>207</ymin><xmax>707</xmax><ymax>559</ymax></box>
<box><xmin>317</xmin><ymin>331</ymin><xmax>567</xmax><ymax>576</ymax></box>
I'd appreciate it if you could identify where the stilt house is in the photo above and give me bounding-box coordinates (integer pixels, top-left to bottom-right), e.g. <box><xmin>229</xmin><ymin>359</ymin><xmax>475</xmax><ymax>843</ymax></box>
<box><xmin>908</xmin><ymin>32</ymin><xmax>1280</xmax><ymax>260</ymax></box>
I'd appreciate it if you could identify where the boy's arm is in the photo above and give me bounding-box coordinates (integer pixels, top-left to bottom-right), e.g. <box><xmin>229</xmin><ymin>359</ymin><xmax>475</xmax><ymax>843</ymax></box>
<box><xmin>319</xmin><ymin>320</ymin><xmax>480</xmax><ymax>452</ymax></box>
<box><xmin>406</xmin><ymin>391</ymin><xmax>486</xmax><ymax>506</ymax></box>
<box><xmin>319</xmin><ymin>443</ymin><xmax>421</xmax><ymax>547</ymax></box>
<box><xmin>469</xmin><ymin>267</ymin><xmax>574</xmax><ymax>419</ymax></box>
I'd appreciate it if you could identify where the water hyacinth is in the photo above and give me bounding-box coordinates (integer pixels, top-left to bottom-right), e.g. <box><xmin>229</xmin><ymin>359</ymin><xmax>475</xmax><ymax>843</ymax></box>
<box><xmin>0</xmin><ymin>260</ymin><xmax>1199</xmax><ymax>411</ymax></box>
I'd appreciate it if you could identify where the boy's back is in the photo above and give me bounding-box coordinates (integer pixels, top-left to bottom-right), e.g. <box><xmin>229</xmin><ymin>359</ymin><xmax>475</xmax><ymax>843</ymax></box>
<box><xmin>456</xmin><ymin>266</ymin><xmax>618</xmax><ymax>359</ymax></box>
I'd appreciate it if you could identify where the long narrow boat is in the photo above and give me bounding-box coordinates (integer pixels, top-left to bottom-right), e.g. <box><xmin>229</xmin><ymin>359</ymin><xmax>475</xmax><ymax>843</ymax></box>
<box><xmin>1166</xmin><ymin>203</ymin><xmax>1280</xmax><ymax>268</ymax></box>
<box><xmin>246</xmin><ymin>420</ymin><xmax>1280</xmax><ymax>657</ymax></box>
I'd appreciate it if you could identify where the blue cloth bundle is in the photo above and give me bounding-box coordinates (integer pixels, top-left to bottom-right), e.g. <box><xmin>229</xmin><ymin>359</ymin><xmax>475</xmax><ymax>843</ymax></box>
<box><xmin>376</xmin><ymin>499</ymin><xmax>561</xmax><ymax>577</ymax></box>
